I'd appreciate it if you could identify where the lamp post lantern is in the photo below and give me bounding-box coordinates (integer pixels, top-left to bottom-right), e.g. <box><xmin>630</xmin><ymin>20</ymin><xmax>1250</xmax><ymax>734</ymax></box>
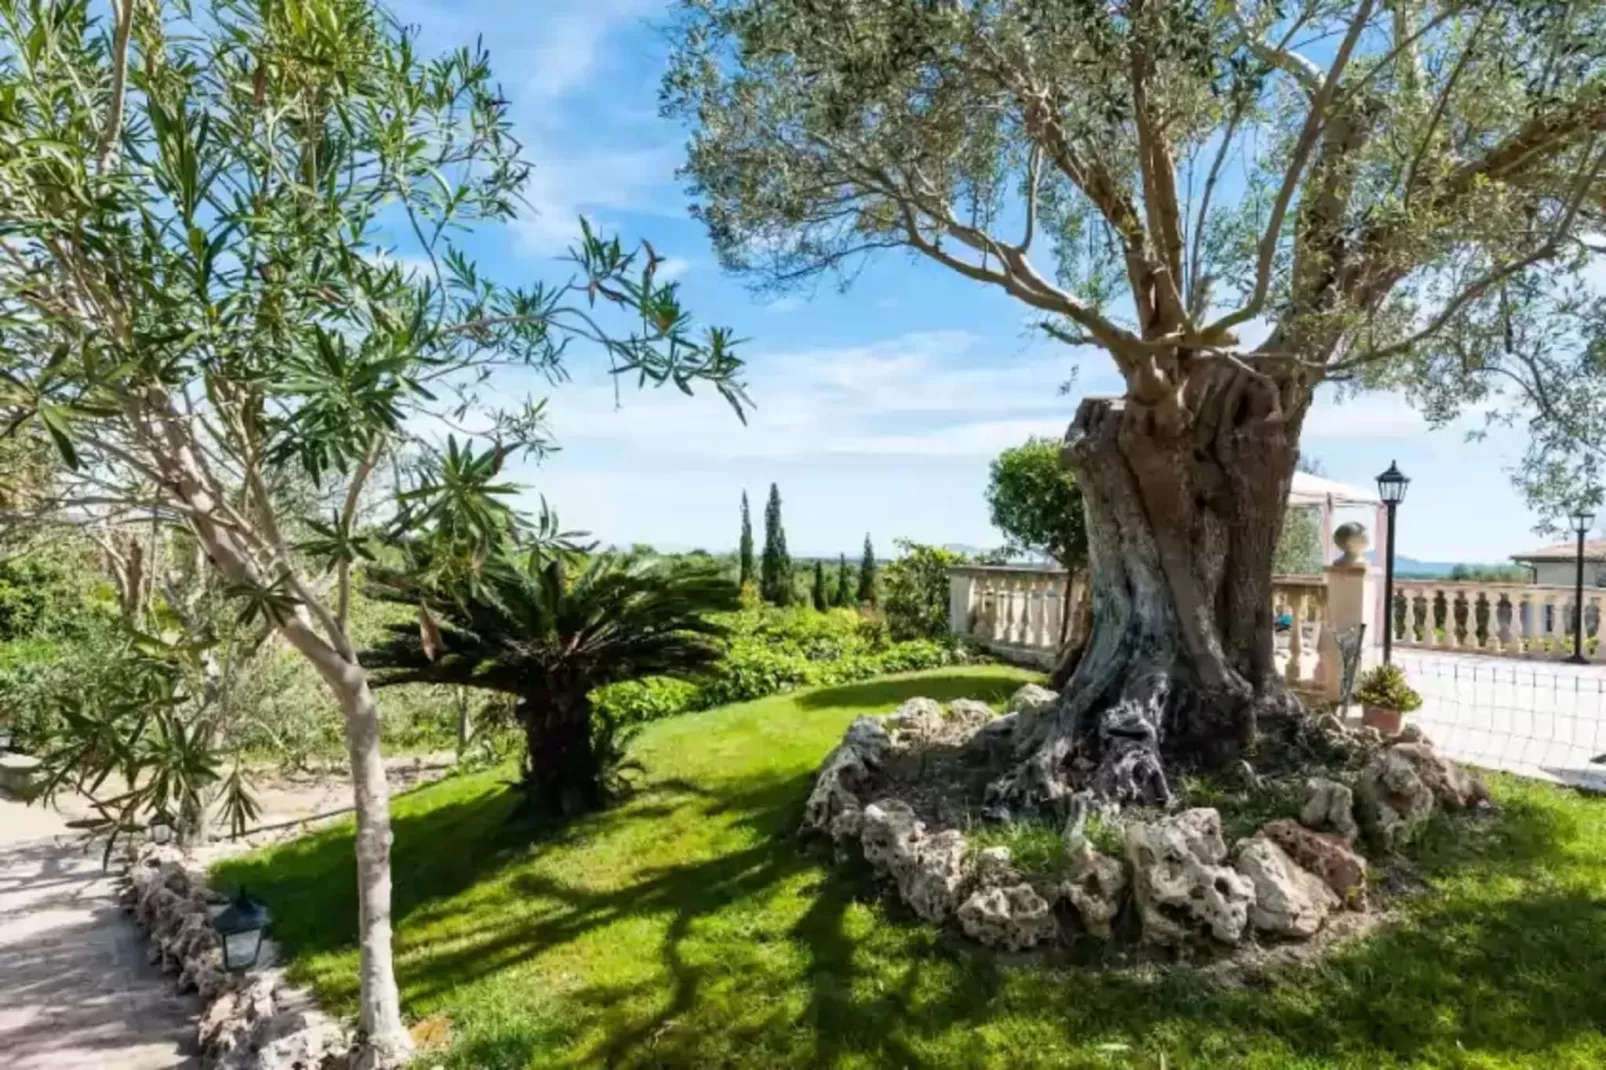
<box><xmin>212</xmin><ymin>888</ymin><xmax>271</xmax><ymax>972</ymax></box>
<box><xmin>1566</xmin><ymin>506</ymin><xmax>1596</xmax><ymax>665</ymax></box>
<box><xmin>1376</xmin><ymin>461</ymin><xmax>1410</xmax><ymax>665</ymax></box>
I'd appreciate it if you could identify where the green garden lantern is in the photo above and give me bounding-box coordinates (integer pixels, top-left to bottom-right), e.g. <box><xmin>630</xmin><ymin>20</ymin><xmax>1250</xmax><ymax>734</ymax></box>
<box><xmin>213</xmin><ymin>889</ymin><xmax>271</xmax><ymax>972</ymax></box>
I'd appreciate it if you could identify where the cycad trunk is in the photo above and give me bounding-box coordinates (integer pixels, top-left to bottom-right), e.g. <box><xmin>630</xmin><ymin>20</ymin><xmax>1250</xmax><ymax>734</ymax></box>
<box><xmin>519</xmin><ymin>692</ymin><xmax>603</xmax><ymax>816</ymax></box>
<box><xmin>987</xmin><ymin>386</ymin><xmax>1306</xmax><ymax>813</ymax></box>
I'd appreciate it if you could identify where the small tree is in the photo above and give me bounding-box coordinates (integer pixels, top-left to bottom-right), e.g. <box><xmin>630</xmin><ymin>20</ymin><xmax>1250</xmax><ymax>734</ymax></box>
<box><xmin>811</xmin><ymin>560</ymin><xmax>828</xmax><ymax>611</ymax></box>
<box><xmin>738</xmin><ymin>491</ymin><xmax>755</xmax><ymax>587</ymax></box>
<box><xmin>1273</xmin><ymin>508</ymin><xmax>1323</xmax><ymax>576</ymax></box>
<box><xmin>833</xmin><ymin>553</ymin><xmax>853</xmax><ymax>607</ymax></box>
<box><xmin>858</xmin><ymin>535</ymin><xmax>878</xmax><ymax>607</ymax></box>
<box><xmin>883</xmin><ymin>539</ymin><xmax>963</xmax><ymax>640</ymax></box>
<box><xmin>365</xmin><ymin>551</ymin><xmax>738</xmax><ymax>815</ymax></box>
<box><xmin>760</xmin><ymin>483</ymin><xmax>793</xmax><ymax>605</ymax></box>
<box><xmin>0</xmin><ymin>2</ymin><xmax>742</xmax><ymax>1060</ymax></box>
<box><xmin>986</xmin><ymin>437</ymin><xmax>1089</xmax><ymax>644</ymax></box>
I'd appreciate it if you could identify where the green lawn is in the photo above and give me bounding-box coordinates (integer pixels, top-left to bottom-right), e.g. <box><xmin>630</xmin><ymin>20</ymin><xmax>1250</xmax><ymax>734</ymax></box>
<box><xmin>215</xmin><ymin>666</ymin><xmax>1606</xmax><ymax>1069</ymax></box>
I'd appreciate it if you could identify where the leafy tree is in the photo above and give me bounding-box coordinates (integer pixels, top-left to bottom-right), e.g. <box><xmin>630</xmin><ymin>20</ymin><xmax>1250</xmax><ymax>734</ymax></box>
<box><xmin>833</xmin><ymin>553</ymin><xmax>853</xmax><ymax>607</ymax></box>
<box><xmin>738</xmin><ymin>491</ymin><xmax>755</xmax><ymax>586</ymax></box>
<box><xmin>663</xmin><ymin>0</ymin><xmax>1606</xmax><ymax>809</ymax></box>
<box><xmin>760</xmin><ymin>483</ymin><xmax>793</xmax><ymax>605</ymax></box>
<box><xmin>811</xmin><ymin>560</ymin><xmax>828</xmax><ymax>610</ymax></box>
<box><xmin>858</xmin><ymin>535</ymin><xmax>878</xmax><ymax>607</ymax></box>
<box><xmin>0</xmin><ymin>1</ymin><xmax>741</xmax><ymax>1058</ymax></box>
<box><xmin>883</xmin><ymin>539</ymin><xmax>963</xmax><ymax>641</ymax></box>
<box><xmin>986</xmin><ymin>437</ymin><xmax>1089</xmax><ymax>645</ymax></box>
<box><xmin>365</xmin><ymin>551</ymin><xmax>739</xmax><ymax>816</ymax></box>
<box><xmin>1273</xmin><ymin>508</ymin><xmax>1323</xmax><ymax>576</ymax></box>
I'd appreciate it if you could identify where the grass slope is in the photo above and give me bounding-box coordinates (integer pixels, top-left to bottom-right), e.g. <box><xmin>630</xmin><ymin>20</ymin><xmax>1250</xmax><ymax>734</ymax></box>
<box><xmin>215</xmin><ymin>667</ymin><xmax>1606</xmax><ymax>1069</ymax></box>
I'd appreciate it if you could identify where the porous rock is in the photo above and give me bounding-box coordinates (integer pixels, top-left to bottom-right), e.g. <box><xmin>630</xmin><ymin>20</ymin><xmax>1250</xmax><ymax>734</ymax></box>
<box><xmin>973</xmin><ymin>845</ymin><xmax>1019</xmax><ymax>888</ymax></box>
<box><xmin>884</xmin><ymin>697</ymin><xmax>946</xmax><ymax>746</ymax></box>
<box><xmin>1060</xmin><ymin>847</ymin><xmax>1126</xmax><ymax>939</ymax></box>
<box><xmin>860</xmin><ymin>798</ymin><xmax>924</xmax><ymax>882</ymax></box>
<box><xmin>1125</xmin><ymin>808</ymin><xmax>1254</xmax><ymax>945</ymax></box>
<box><xmin>1007</xmin><ymin>684</ymin><xmax>1060</xmax><ymax>719</ymax></box>
<box><xmin>1300</xmin><ymin>777</ymin><xmax>1359</xmax><ymax>843</ymax></box>
<box><xmin>1355</xmin><ymin>748</ymin><xmax>1436</xmax><ymax>846</ymax></box>
<box><xmin>956</xmin><ymin>882</ymin><xmax>1059</xmax><ymax>951</ymax></box>
<box><xmin>900</xmin><ymin>829</ymin><xmax>972</xmax><ymax>922</ymax></box>
<box><xmin>944</xmin><ymin>698</ymin><xmax>997</xmax><ymax>739</ymax></box>
<box><xmin>1261</xmin><ymin>818</ymin><xmax>1368</xmax><ymax>902</ymax></box>
<box><xmin>1234</xmin><ymin>836</ymin><xmax>1339</xmax><ymax>938</ymax></box>
<box><xmin>800</xmin><ymin>716</ymin><xmax>890</xmax><ymax>840</ymax></box>
<box><xmin>1389</xmin><ymin>742</ymin><xmax>1489</xmax><ymax>810</ymax></box>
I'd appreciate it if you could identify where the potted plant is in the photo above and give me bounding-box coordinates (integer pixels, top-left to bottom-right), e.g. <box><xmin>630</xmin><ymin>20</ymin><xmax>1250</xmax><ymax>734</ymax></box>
<box><xmin>1354</xmin><ymin>664</ymin><xmax>1422</xmax><ymax>735</ymax></box>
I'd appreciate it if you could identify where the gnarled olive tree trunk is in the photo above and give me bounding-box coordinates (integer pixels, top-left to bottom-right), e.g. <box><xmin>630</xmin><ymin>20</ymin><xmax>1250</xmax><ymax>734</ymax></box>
<box><xmin>987</xmin><ymin>373</ymin><xmax>1308</xmax><ymax>814</ymax></box>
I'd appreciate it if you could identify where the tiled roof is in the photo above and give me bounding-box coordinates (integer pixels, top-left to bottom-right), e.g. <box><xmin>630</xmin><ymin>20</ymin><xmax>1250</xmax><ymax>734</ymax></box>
<box><xmin>1510</xmin><ymin>537</ymin><xmax>1606</xmax><ymax>563</ymax></box>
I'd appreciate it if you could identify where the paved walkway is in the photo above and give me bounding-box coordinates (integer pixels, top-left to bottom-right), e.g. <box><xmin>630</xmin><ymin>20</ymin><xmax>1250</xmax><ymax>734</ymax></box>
<box><xmin>0</xmin><ymin>797</ymin><xmax>199</xmax><ymax>1070</ymax></box>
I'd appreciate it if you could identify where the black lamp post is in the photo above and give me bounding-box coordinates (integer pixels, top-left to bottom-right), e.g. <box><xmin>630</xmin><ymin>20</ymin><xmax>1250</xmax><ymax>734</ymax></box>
<box><xmin>1566</xmin><ymin>506</ymin><xmax>1596</xmax><ymax>665</ymax></box>
<box><xmin>213</xmin><ymin>888</ymin><xmax>271</xmax><ymax>972</ymax></box>
<box><xmin>1376</xmin><ymin>461</ymin><xmax>1411</xmax><ymax>665</ymax></box>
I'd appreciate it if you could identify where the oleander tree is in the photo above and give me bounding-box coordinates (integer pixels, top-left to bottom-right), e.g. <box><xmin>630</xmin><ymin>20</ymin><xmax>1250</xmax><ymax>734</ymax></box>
<box><xmin>0</xmin><ymin>0</ymin><xmax>742</xmax><ymax>1062</ymax></box>
<box><xmin>986</xmin><ymin>436</ymin><xmax>1090</xmax><ymax>648</ymax></box>
<box><xmin>664</xmin><ymin>0</ymin><xmax>1606</xmax><ymax>812</ymax></box>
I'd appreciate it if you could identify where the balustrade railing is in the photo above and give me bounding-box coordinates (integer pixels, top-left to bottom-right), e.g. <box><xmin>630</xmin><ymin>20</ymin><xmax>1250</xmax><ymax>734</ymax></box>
<box><xmin>949</xmin><ymin>565</ymin><xmax>1333</xmax><ymax>687</ymax></box>
<box><xmin>1390</xmin><ymin>579</ymin><xmax>1604</xmax><ymax>661</ymax></box>
<box><xmin>1272</xmin><ymin>575</ymin><xmax>1328</xmax><ymax>690</ymax></box>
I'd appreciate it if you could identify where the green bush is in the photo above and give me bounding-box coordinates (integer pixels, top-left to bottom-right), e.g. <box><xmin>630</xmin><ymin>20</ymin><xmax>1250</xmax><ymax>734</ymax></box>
<box><xmin>882</xmin><ymin>539</ymin><xmax>966</xmax><ymax>640</ymax></box>
<box><xmin>590</xmin><ymin>604</ymin><xmax>968</xmax><ymax>724</ymax></box>
<box><xmin>1354</xmin><ymin>664</ymin><xmax>1423</xmax><ymax>713</ymax></box>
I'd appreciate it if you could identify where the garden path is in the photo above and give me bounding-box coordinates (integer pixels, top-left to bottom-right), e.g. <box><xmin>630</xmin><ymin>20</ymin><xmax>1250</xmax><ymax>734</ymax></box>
<box><xmin>0</xmin><ymin>796</ymin><xmax>199</xmax><ymax>1070</ymax></box>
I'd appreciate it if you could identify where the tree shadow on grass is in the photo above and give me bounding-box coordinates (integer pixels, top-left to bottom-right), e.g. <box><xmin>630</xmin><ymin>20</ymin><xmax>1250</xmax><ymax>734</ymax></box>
<box><xmin>793</xmin><ymin>670</ymin><xmax>1037</xmax><ymax>712</ymax></box>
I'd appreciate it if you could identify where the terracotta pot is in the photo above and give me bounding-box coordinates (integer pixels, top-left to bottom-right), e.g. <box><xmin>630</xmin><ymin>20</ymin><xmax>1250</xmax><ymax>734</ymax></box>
<box><xmin>1362</xmin><ymin>705</ymin><xmax>1404</xmax><ymax>735</ymax></box>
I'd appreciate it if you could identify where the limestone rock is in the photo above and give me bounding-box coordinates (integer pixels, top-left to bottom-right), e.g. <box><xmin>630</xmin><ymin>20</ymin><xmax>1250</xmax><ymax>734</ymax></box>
<box><xmin>900</xmin><ymin>829</ymin><xmax>971</xmax><ymax>922</ymax></box>
<box><xmin>1007</xmin><ymin>684</ymin><xmax>1060</xmax><ymax>719</ymax></box>
<box><xmin>800</xmin><ymin>717</ymin><xmax>890</xmax><ymax>840</ymax></box>
<box><xmin>1300</xmin><ymin>777</ymin><xmax>1359</xmax><ymax>843</ymax></box>
<box><xmin>956</xmin><ymin>882</ymin><xmax>1059</xmax><ymax>951</ymax></box>
<box><xmin>945</xmin><ymin>698</ymin><xmax>996</xmax><ymax>739</ymax></box>
<box><xmin>1061</xmin><ymin>847</ymin><xmax>1126</xmax><ymax>939</ymax></box>
<box><xmin>1261</xmin><ymin>818</ymin><xmax>1368</xmax><ymax>902</ymax></box>
<box><xmin>1394</xmin><ymin>723</ymin><xmax>1431</xmax><ymax>746</ymax></box>
<box><xmin>969</xmin><ymin>712</ymin><xmax>1019</xmax><ymax>765</ymax></box>
<box><xmin>1355</xmin><ymin>748</ymin><xmax>1436</xmax><ymax>846</ymax></box>
<box><xmin>1125</xmin><ymin>809</ymin><xmax>1254</xmax><ymax>945</ymax></box>
<box><xmin>884</xmin><ymin>697</ymin><xmax>945</xmax><ymax>746</ymax></box>
<box><xmin>1389</xmin><ymin>742</ymin><xmax>1489</xmax><ymax>810</ymax></box>
<box><xmin>973</xmin><ymin>845</ymin><xmax>1018</xmax><ymax>888</ymax></box>
<box><xmin>1234</xmin><ymin>836</ymin><xmax>1339</xmax><ymax>938</ymax></box>
<box><xmin>860</xmin><ymin>799</ymin><xmax>923</xmax><ymax>883</ymax></box>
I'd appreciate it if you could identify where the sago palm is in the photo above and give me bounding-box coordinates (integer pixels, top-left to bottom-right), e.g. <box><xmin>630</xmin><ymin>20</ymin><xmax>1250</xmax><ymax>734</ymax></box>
<box><xmin>364</xmin><ymin>551</ymin><xmax>738</xmax><ymax>816</ymax></box>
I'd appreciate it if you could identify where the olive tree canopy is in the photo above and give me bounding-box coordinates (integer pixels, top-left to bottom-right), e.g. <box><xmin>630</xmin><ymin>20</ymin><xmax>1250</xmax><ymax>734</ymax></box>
<box><xmin>663</xmin><ymin>0</ymin><xmax>1606</xmax><ymax>811</ymax></box>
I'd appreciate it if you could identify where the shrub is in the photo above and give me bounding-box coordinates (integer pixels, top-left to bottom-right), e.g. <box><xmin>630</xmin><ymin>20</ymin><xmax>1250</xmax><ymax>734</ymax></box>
<box><xmin>589</xmin><ymin>604</ymin><xmax>969</xmax><ymax>723</ymax></box>
<box><xmin>883</xmin><ymin>539</ymin><xmax>966</xmax><ymax>640</ymax></box>
<box><xmin>1354</xmin><ymin>664</ymin><xmax>1423</xmax><ymax>713</ymax></box>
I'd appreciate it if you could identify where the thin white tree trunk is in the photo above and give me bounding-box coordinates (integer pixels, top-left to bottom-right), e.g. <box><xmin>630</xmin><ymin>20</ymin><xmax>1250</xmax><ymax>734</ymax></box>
<box><xmin>325</xmin><ymin>662</ymin><xmax>412</xmax><ymax>1066</ymax></box>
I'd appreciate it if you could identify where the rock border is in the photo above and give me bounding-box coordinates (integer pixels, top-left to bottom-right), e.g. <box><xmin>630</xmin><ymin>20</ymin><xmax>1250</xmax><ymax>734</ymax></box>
<box><xmin>120</xmin><ymin>844</ymin><xmax>351</xmax><ymax>1070</ymax></box>
<box><xmin>801</xmin><ymin>685</ymin><xmax>1490</xmax><ymax>955</ymax></box>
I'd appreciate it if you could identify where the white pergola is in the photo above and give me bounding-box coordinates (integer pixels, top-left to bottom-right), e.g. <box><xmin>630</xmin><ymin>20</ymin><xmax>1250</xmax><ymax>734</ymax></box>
<box><xmin>1288</xmin><ymin>471</ymin><xmax>1382</xmax><ymax>563</ymax></box>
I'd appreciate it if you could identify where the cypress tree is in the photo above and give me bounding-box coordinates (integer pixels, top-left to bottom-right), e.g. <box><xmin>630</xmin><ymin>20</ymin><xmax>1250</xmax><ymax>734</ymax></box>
<box><xmin>811</xmin><ymin>560</ymin><xmax>828</xmax><ymax>610</ymax></box>
<box><xmin>858</xmin><ymin>534</ymin><xmax>877</xmax><ymax>607</ymax></box>
<box><xmin>833</xmin><ymin>553</ymin><xmax>852</xmax><ymax>606</ymax></box>
<box><xmin>760</xmin><ymin>482</ymin><xmax>793</xmax><ymax>605</ymax></box>
<box><xmin>738</xmin><ymin>490</ymin><xmax>755</xmax><ymax>587</ymax></box>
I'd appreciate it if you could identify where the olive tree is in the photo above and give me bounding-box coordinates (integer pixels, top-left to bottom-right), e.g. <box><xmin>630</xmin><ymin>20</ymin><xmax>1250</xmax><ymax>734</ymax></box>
<box><xmin>664</xmin><ymin>0</ymin><xmax>1606</xmax><ymax>811</ymax></box>
<box><xmin>0</xmin><ymin>0</ymin><xmax>741</xmax><ymax>1062</ymax></box>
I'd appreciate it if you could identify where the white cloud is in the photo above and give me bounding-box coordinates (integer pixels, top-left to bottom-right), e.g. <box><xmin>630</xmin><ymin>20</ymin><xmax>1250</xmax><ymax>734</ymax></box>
<box><xmin>520</xmin><ymin>0</ymin><xmax>661</xmax><ymax>102</ymax></box>
<box><xmin>511</xmin><ymin>145</ymin><xmax>683</xmax><ymax>256</ymax></box>
<box><xmin>766</xmin><ymin>296</ymin><xmax>805</xmax><ymax>313</ymax></box>
<box><xmin>655</xmin><ymin>256</ymin><xmax>692</xmax><ymax>282</ymax></box>
<box><xmin>529</xmin><ymin>330</ymin><xmax>1092</xmax><ymax>461</ymax></box>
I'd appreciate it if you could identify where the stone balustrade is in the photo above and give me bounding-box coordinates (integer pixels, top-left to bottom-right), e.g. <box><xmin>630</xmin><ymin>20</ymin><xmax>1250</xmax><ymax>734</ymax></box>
<box><xmin>948</xmin><ymin>565</ymin><xmax>1087</xmax><ymax>669</ymax></box>
<box><xmin>948</xmin><ymin>565</ymin><xmax>1334</xmax><ymax>691</ymax></box>
<box><xmin>1390</xmin><ymin>578</ymin><xmax>1604</xmax><ymax>661</ymax></box>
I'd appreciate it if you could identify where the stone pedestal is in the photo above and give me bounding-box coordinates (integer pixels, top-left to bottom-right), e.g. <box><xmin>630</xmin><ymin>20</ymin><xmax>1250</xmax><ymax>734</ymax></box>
<box><xmin>1320</xmin><ymin>523</ymin><xmax>1381</xmax><ymax>703</ymax></box>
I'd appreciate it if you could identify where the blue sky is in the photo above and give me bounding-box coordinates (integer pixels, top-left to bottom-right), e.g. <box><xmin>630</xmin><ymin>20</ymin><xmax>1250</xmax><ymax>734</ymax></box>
<box><xmin>393</xmin><ymin>0</ymin><xmax>1560</xmax><ymax>564</ymax></box>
